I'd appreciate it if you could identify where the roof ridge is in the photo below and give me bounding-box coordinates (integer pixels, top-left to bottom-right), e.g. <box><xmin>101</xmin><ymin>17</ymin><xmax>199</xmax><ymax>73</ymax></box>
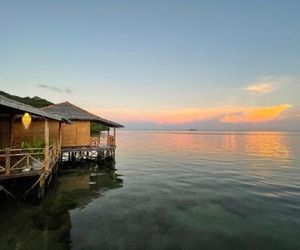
<box><xmin>62</xmin><ymin>101</ymin><xmax>100</xmax><ymax>118</ymax></box>
<box><xmin>40</xmin><ymin>100</ymin><xmax>123</xmax><ymax>127</ymax></box>
<box><xmin>42</xmin><ymin>101</ymin><xmax>69</xmax><ymax>110</ymax></box>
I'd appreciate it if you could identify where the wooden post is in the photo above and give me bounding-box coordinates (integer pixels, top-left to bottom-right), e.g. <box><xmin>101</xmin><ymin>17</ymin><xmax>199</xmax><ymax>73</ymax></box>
<box><xmin>38</xmin><ymin>174</ymin><xmax>46</xmax><ymax>199</ymax></box>
<box><xmin>113</xmin><ymin>127</ymin><xmax>116</xmax><ymax>146</ymax></box>
<box><xmin>99</xmin><ymin>127</ymin><xmax>101</xmax><ymax>147</ymax></box>
<box><xmin>26</xmin><ymin>153</ymin><xmax>30</xmax><ymax>167</ymax></box>
<box><xmin>58</xmin><ymin>122</ymin><xmax>62</xmax><ymax>154</ymax></box>
<box><xmin>107</xmin><ymin>127</ymin><xmax>110</xmax><ymax>146</ymax></box>
<box><xmin>44</xmin><ymin>119</ymin><xmax>50</xmax><ymax>171</ymax></box>
<box><xmin>5</xmin><ymin>148</ymin><xmax>10</xmax><ymax>175</ymax></box>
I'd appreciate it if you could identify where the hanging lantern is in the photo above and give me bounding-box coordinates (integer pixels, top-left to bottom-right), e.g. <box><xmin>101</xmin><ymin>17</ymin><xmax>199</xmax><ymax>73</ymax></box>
<box><xmin>22</xmin><ymin>113</ymin><xmax>32</xmax><ymax>130</ymax></box>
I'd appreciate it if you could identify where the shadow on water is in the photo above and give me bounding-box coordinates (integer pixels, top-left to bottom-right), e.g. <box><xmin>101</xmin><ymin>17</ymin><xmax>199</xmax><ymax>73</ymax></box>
<box><xmin>0</xmin><ymin>161</ymin><xmax>123</xmax><ymax>250</ymax></box>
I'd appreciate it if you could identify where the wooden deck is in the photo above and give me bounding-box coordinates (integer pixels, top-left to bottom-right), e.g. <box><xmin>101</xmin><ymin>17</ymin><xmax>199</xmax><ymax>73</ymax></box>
<box><xmin>0</xmin><ymin>135</ymin><xmax>117</xmax><ymax>198</ymax></box>
<box><xmin>61</xmin><ymin>146</ymin><xmax>116</xmax><ymax>163</ymax></box>
<box><xmin>60</xmin><ymin>134</ymin><xmax>116</xmax><ymax>163</ymax></box>
<box><xmin>0</xmin><ymin>142</ymin><xmax>61</xmax><ymax>198</ymax></box>
<box><xmin>0</xmin><ymin>134</ymin><xmax>116</xmax><ymax>178</ymax></box>
<box><xmin>0</xmin><ymin>142</ymin><xmax>60</xmax><ymax>180</ymax></box>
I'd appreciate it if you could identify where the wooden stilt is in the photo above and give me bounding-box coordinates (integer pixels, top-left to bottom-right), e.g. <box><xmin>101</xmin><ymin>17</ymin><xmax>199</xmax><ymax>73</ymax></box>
<box><xmin>58</xmin><ymin>122</ymin><xmax>62</xmax><ymax>155</ymax></box>
<box><xmin>38</xmin><ymin>174</ymin><xmax>46</xmax><ymax>199</ymax></box>
<box><xmin>5</xmin><ymin>148</ymin><xmax>10</xmax><ymax>176</ymax></box>
<box><xmin>44</xmin><ymin>118</ymin><xmax>50</xmax><ymax>171</ymax></box>
<box><xmin>113</xmin><ymin>127</ymin><xmax>116</xmax><ymax>146</ymax></box>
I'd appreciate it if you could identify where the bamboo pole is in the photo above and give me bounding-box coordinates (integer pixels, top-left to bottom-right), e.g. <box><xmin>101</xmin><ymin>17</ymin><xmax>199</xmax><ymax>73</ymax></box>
<box><xmin>44</xmin><ymin>119</ymin><xmax>50</xmax><ymax>171</ymax></box>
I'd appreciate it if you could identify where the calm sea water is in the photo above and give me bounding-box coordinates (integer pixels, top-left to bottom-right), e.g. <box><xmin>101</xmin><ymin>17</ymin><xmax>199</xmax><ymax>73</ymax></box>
<box><xmin>0</xmin><ymin>131</ymin><xmax>300</xmax><ymax>250</ymax></box>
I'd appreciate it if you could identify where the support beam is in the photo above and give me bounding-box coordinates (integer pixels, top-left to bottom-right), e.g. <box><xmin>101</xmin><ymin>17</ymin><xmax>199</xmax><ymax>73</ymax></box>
<box><xmin>113</xmin><ymin>127</ymin><xmax>116</xmax><ymax>146</ymax></box>
<box><xmin>99</xmin><ymin>129</ymin><xmax>101</xmax><ymax>147</ymax></box>
<box><xmin>38</xmin><ymin>174</ymin><xmax>46</xmax><ymax>199</ymax></box>
<box><xmin>58</xmin><ymin>122</ymin><xmax>62</xmax><ymax>154</ymax></box>
<box><xmin>107</xmin><ymin>127</ymin><xmax>110</xmax><ymax>145</ymax></box>
<box><xmin>5</xmin><ymin>148</ymin><xmax>10</xmax><ymax>175</ymax></box>
<box><xmin>44</xmin><ymin>118</ymin><xmax>50</xmax><ymax>171</ymax></box>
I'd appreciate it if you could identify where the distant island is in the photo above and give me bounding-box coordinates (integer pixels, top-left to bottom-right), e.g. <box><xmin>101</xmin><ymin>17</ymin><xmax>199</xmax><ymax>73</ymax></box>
<box><xmin>188</xmin><ymin>129</ymin><xmax>198</xmax><ymax>131</ymax></box>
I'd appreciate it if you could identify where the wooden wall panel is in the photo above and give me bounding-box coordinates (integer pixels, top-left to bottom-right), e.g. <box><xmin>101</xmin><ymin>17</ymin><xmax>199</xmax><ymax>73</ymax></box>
<box><xmin>11</xmin><ymin>119</ymin><xmax>91</xmax><ymax>148</ymax></box>
<box><xmin>76</xmin><ymin>121</ymin><xmax>90</xmax><ymax>146</ymax></box>
<box><xmin>61</xmin><ymin>123</ymin><xmax>77</xmax><ymax>147</ymax></box>
<box><xmin>49</xmin><ymin>120</ymin><xmax>60</xmax><ymax>143</ymax></box>
<box><xmin>61</xmin><ymin>121</ymin><xmax>91</xmax><ymax>147</ymax></box>
<box><xmin>12</xmin><ymin>120</ymin><xmax>60</xmax><ymax>147</ymax></box>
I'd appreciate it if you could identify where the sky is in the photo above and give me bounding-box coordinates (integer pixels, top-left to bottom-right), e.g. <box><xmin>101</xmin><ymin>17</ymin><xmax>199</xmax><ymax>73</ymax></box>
<box><xmin>0</xmin><ymin>0</ymin><xmax>299</xmax><ymax>130</ymax></box>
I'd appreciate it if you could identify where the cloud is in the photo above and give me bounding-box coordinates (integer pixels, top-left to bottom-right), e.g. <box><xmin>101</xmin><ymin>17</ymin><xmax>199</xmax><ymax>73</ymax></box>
<box><xmin>37</xmin><ymin>84</ymin><xmax>71</xmax><ymax>93</ymax></box>
<box><xmin>244</xmin><ymin>82</ymin><xmax>274</xmax><ymax>94</ymax></box>
<box><xmin>89</xmin><ymin>107</ymin><xmax>241</xmax><ymax>124</ymax></box>
<box><xmin>65</xmin><ymin>88</ymin><xmax>71</xmax><ymax>93</ymax></box>
<box><xmin>89</xmin><ymin>104</ymin><xmax>293</xmax><ymax>125</ymax></box>
<box><xmin>220</xmin><ymin>104</ymin><xmax>293</xmax><ymax>124</ymax></box>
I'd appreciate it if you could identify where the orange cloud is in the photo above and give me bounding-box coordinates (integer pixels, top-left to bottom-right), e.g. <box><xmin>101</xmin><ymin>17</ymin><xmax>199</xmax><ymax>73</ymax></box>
<box><xmin>89</xmin><ymin>104</ymin><xmax>293</xmax><ymax>125</ymax></box>
<box><xmin>220</xmin><ymin>104</ymin><xmax>292</xmax><ymax>124</ymax></box>
<box><xmin>151</xmin><ymin>107</ymin><xmax>239</xmax><ymax>124</ymax></box>
<box><xmin>89</xmin><ymin>106</ymin><xmax>243</xmax><ymax>124</ymax></box>
<box><xmin>245</xmin><ymin>83</ymin><xmax>274</xmax><ymax>94</ymax></box>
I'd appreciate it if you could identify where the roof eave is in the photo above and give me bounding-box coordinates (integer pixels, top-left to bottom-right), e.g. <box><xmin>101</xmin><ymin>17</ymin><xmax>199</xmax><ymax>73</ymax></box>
<box><xmin>0</xmin><ymin>95</ymin><xmax>69</xmax><ymax>123</ymax></box>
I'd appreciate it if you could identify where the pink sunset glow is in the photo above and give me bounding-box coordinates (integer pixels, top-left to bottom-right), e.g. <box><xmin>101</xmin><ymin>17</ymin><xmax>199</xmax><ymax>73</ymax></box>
<box><xmin>89</xmin><ymin>104</ymin><xmax>293</xmax><ymax>125</ymax></box>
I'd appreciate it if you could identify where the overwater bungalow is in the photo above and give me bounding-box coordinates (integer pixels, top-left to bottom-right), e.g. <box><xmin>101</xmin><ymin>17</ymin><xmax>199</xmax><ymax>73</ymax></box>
<box><xmin>0</xmin><ymin>95</ymin><xmax>123</xmax><ymax>198</ymax></box>
<box><xmin>0</xmin><ymin>94</ymin><xmax>69</xmax><ymax>197</ymax></box>
<box><xmin>42</xmin><ymin>101</ymin><xmax>123</xmax><ymax>162</ymax></box>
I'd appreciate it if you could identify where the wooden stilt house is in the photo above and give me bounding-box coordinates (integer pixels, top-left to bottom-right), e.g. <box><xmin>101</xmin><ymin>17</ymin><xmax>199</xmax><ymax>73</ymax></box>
<box><xmin>0</xmin><ymin>94</ymin><xmax>69</xmax><ymax>182</ymax></box>
<box><xmin>43</xmin><ymin>102</ymin><xmax>123</xmax><ymax>162</ymax></box>
<box><xmin>0</xmin><ymin>95</ymin><xmax>121</xmax><ymax>198</ymax></box>
<box><xmin>43</xmin><ymin>102</ymin><xmax>123</xmax><ymax>148</ymax></box>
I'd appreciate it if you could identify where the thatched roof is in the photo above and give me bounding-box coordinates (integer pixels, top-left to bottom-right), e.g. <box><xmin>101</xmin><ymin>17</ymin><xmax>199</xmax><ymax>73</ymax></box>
<box><xmin>43</xmin><ymin>102</ymin><xmax>123</xmax><ymax>128</ymax></box>
<box><xmin>0</xmin><ymin>94</ymin><xmax>69</xmax><ymax>122</ymax></box>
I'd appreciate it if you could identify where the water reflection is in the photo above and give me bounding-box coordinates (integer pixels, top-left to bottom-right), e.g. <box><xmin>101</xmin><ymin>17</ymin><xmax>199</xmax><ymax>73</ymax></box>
<box><xmin>243</xmin><ymin>133</ymin><xmax>290</xmax><ymax>160</ymax></box>
<box><xmin>0</xmin><ymin>162</ymin><xmax>123</xmax><ymax>250</ymax></box>
<box><xmin>119</xmin><ymin>131</ymin><xmax>292</xmax><ymax>161</ymax></box>
<box><xmin>1</xmin><ymin>131</ymin><xmax>299</xmax><ymax>250</ymax></box>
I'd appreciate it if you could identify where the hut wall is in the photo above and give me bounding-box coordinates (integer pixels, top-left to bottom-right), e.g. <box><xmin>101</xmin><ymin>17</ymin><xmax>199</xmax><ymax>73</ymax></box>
<box><xmin>11</xmin><ymin>120</ymin><xmax>91</xmax><ymax>148</ymax></box>
<box><xmin>62</xmin><ymin>121</ymin><xmax>90</xmax><ymax>147</ymax></box>
<box><xmin>0</xmin><ymin>117</ymin><xmax>11</xmax><ymax>149</ymax></box>
<box><xmin>12</xmin><ymin>120</ymin><xmax>60</xmax><ymax>147</ymax></box>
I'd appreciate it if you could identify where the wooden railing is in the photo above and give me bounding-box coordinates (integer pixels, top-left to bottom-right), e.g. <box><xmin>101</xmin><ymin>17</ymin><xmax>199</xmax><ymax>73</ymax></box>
<box><xmin>49</xmin><ymin>142</ymin><xmax>60</xmax><ymax>169</ymax></box>
<box><xmin>90</xmin><ymin>135</ymin><xmax>115</xmax><ymax>147</ymax></box>
<box><xmin>90</xmin><ymin>137</ymin><xmax>100</xmax><ymax>147</ymax></box>
<box><xmin>107</xmin><ymin>135</ymin><xmax>115</xmax><ymax>146</ymax></box>
<box><xmin>0</xmin><ymin>142</ymin><xmax>60</xmax><ymax>176</ymax></box>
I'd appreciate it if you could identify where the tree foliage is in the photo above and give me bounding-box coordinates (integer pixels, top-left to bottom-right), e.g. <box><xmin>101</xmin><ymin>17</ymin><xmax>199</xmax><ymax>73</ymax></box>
<box><xmin>91</xmin><ymin>122</ymin><xmax>108</xmax><ymax>135</ymax></box>
<box><xmin>0</xmin><ymin>90</ymin><xmax>53</xmax><ymax>108</ymax></box>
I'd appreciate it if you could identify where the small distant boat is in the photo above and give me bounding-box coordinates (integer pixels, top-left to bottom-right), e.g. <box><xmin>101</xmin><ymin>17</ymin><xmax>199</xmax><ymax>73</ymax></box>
<box><xmin>188</xmin><ymin>129</ymin><xmax>198</xmax><ymax>131</ymax></box>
